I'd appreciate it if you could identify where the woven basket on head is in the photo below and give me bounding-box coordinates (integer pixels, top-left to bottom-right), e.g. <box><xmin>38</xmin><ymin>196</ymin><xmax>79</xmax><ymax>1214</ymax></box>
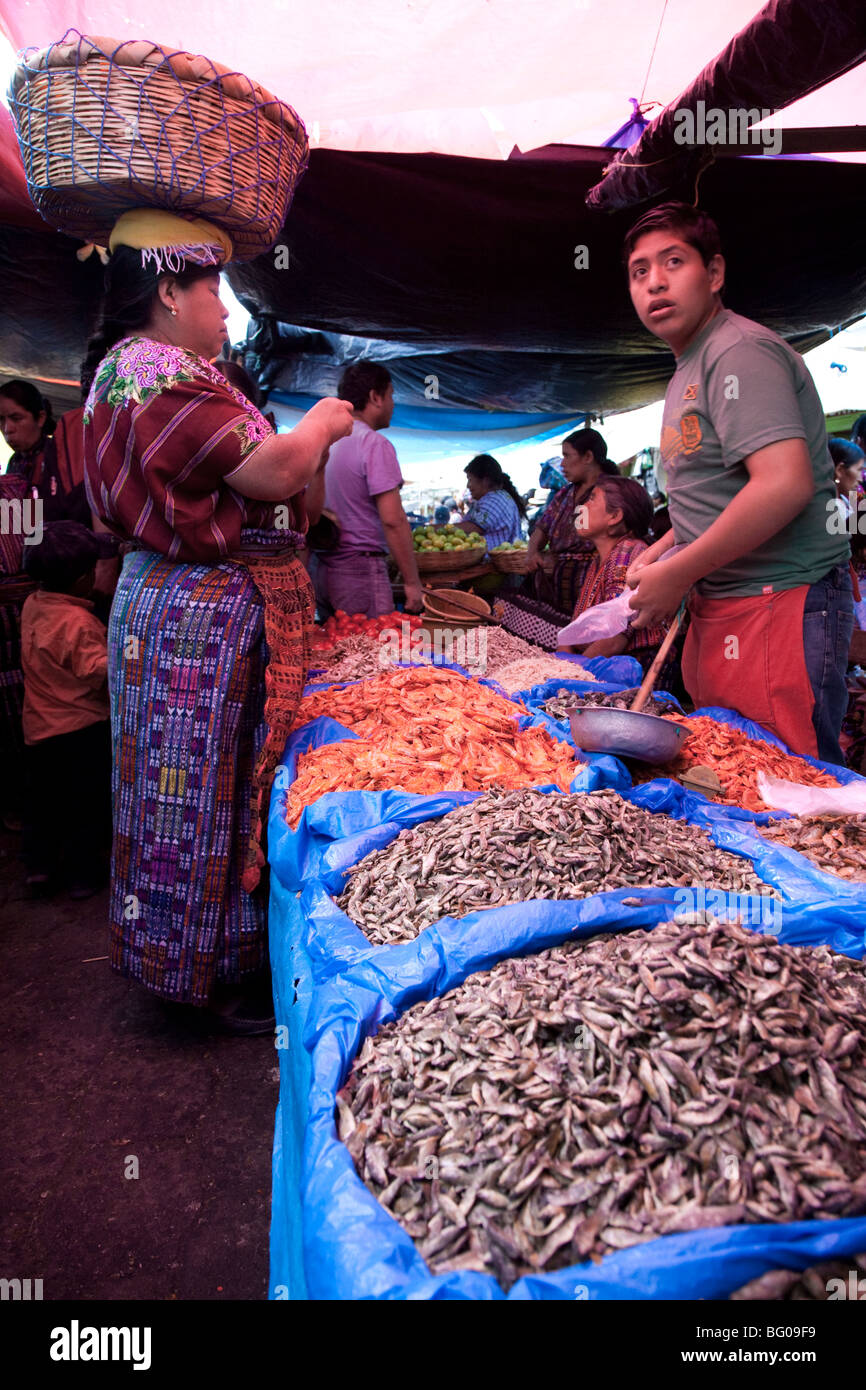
<box><xmin>8</xmin><ymin>29</ymin><xmax>309</xmax><ymax>259</ymax></box>
<box><xmin>489</xmin><ymin>548</ymin><xmax>531</xmax><ymax>573</ymax></box>
<box><xmin>414</xmin><ymin>546</ymin><xmax>486</xmax><ymax>573</ymax></box>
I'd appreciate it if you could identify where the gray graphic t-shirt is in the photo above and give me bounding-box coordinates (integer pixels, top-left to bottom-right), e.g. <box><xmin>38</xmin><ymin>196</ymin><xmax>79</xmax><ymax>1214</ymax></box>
<box><xmin>660</xmin><ymin>309</ymin><xmax>848</xmax><ymax>597</ymax></box>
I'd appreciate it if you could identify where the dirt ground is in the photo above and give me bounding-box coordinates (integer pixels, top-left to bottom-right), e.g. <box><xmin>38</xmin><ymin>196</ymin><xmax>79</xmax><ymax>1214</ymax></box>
<box><xmin>0</xmin><ymin>827</ymin><xmax>277</xmax><ymax>1301</ymax></box>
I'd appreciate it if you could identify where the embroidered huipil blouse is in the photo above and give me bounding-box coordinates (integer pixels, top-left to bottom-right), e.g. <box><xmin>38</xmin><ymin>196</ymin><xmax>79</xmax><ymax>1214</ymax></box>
<box><xmin>83</xmin><ymin>335</ymin><xmax>305</xmax><ymax>563</ymax></box>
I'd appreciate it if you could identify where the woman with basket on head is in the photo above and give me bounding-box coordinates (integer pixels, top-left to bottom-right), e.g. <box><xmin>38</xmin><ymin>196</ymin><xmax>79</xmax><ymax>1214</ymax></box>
<box><xmin>81</xmin><ymin>213</ymin><xmax>353</xmax><ymax>1031</ymax></box>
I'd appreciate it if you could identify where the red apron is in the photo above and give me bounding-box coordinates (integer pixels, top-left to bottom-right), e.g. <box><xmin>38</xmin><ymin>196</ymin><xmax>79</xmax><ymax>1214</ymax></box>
<box><xmin>682</xmin><ymin>585</ymin><xmax>818</xmax><ymax>758</ymax></box>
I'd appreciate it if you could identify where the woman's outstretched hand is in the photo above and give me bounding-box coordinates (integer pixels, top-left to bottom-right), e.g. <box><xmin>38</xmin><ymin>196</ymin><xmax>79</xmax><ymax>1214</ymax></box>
<box><xmin>306</xmin><ymin>397</ymin><xmax>355</xmax><ymax>445</ymax></box>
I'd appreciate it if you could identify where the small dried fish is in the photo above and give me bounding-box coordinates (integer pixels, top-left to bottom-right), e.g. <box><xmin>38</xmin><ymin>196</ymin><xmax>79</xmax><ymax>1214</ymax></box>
<box><xmin>316</xmin><ymin>633</ymin><xmax>392</xmax><ymax>683</ymax></box>
<box><xmin>760</xmin><ymin>814</ymin><xmax>866</xmax><ymax>883</ymax></box>
<box><xmin>337</xmin><ymin>921</ymin><xmax>866</xmax><ymax>1290</ymax></box>
<box><xmin>337</xmin><ymin>788</ymin><xmax>774</xmax><ymax>946</ymax></box>
<box><xmin>483</xmin><ymin>628</ymin><xmax>595</xmax><ymax>686</ymax></box>
<box><xmin>730</xmin><ymin>1253</ymin><xmax>866</xmax><ymax>1301</ymax></box>
<box><xmin>541</xmin><ymin>688</ymin><xmax>677</xmax><ymax>722</ymax></box>
<box><xmin>491</xmin><ymin>656</ymin><xmax>595</xmax><ymax>694</ymax></box>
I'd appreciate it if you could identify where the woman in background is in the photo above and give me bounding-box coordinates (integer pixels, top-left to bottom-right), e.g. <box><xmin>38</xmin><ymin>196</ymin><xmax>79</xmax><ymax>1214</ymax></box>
<box><xmin>0</xmin><ymin>380</ymin><xmax>95</xmax><ymax>829</ymax></box>
<box><xmin>830</xmin><ymin>437</ymin><xmax>865</xmax><ymax>524</ymax></box>
<box><xmin>0</xmin><ymin>381</ymin><xmax>53</xmax><ymax>829</ymax></box>
<box><xmin>453</xmin><ymin>454</ymin><xmax>526</xmax><ymax>550</ymax></box>
<box><xmin>526</xmin><ymin>428</ymin><xmax>619</xmax><ymax>613</ymax></box>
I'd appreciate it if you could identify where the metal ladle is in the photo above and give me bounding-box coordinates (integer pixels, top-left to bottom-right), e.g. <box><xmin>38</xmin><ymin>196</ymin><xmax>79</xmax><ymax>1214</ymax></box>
<box><xmin>567</xmin><ymin>604</ymin><xmax>689</xmax><ymax>764</ymax></box>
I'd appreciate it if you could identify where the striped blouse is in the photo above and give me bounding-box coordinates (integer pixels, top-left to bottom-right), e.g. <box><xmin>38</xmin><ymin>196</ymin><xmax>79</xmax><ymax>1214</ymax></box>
<box><xmin>83</xmin><ymin>335</ymin><xmax>305</xmax><ymax>564</ymax></box>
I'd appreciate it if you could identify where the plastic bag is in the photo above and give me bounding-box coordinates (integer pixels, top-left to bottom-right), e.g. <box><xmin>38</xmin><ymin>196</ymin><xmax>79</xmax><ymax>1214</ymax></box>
<box><xmin>557</xmin><ymin>544</ymin><xmax>688</xmax><ymax>645</ymax></box>
<box><xmin>756</xmin><ymin>772</ymin><xmax>866</xmax><ymax>815</ymax></box>
<box><xmin>557</xmin><ymin>589</ymin><xmax>634</xmax><ymax>645</ymax></box>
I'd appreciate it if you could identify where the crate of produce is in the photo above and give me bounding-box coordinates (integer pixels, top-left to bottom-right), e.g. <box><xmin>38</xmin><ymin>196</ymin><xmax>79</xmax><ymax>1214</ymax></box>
<box><xmin>9</xmin><ymin>29</ymin><xmax>308</xmax><ymax>258</ymax></box>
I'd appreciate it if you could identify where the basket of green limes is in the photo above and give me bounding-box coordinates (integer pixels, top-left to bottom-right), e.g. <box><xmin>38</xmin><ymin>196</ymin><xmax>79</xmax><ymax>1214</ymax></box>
<box><xmin>489</xmin><ymin>540</ymin><xmax>531</xmax><ymax>573</ymax></box>
<box><xmin>412</xmin><ymin>525</ymin><xmax>486</xmax><ymax>571</ymax></box>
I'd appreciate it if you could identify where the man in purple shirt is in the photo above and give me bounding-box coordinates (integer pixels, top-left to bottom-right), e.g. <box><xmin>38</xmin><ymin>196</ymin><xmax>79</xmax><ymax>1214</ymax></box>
<box><xmin>318</xmin><ymin>364</ymin><xmax>424</xmax><ymax>616</ymax></box>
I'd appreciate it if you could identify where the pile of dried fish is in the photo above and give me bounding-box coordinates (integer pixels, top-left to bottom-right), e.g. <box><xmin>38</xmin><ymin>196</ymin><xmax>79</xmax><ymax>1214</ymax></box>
<box><xmin>481</xmin><ymin>629</ymin><xmax>596</xmax><ymax>688</ymax></box>
<box><xmin>541</xmin><ymin>687</ymin><xmax>677</xmax><ymax>722</ymax></box>
<box><xmin>337</xmin><ymin>788</ymin><xmax>771</xmax><ymax>944</ymax></box>
<box><xmin>484</xmin><ymin>627</ymin><xmax>557</xmax><ymax>668</ymax></box>
<box><xmin>337</xmin><ymin>920</ymin><xmax>866</xmax><ymax>1289</ymax></box>
<box><xmin>731</xmin><ymin>1252</ymin><xmax>866</xmax><ymax>1301</ymax></box>
<box><xmin>491</xmin><ymin>656</ymin><xmax>595</xmax><ymax>694</ymax></box>
<box><xmin>316</xmin><ymin>633</ymin><xmax>390</xmax><ymax>683</ymax></box>
<box><xmin>760</xmin><ymin>815</ymin><xmax>866</xmax><ymax>883</ymax></box>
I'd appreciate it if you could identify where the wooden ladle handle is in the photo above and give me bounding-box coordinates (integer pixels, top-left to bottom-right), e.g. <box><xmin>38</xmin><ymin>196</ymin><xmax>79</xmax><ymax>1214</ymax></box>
<box><xmin>629</xmin><ymin>610</ymin><xmax>683</xmax><ymax>714</ymax></box>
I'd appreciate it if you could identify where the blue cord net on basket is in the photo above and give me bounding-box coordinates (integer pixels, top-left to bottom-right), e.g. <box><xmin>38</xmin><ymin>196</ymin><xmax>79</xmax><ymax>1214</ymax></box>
<box><xmin>8</xmin><ymin>29</ymin><xmax>310</xmax><ymax>259</ymax></box>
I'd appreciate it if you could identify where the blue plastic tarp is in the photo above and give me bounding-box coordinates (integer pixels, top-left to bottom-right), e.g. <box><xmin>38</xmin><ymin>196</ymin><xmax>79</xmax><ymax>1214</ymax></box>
<box><xmin>268</xmin><ymin>876</ymin><xmax>315</xmax><ymax>1301</ymax></box>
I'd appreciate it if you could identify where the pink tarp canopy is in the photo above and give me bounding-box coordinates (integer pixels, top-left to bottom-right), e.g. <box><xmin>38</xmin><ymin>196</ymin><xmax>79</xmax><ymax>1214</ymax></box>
<box><xmin>2</xmin><ymin>0</ymin><xmax>865</xmax><ymax>160</ymax></box>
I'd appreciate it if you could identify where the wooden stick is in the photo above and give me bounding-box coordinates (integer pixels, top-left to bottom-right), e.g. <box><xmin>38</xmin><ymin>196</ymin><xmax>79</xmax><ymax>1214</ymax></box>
<box><xmin>629</xmin><ymin>610</ymin><xmax>682</xmax><ymax>713</ymax></box>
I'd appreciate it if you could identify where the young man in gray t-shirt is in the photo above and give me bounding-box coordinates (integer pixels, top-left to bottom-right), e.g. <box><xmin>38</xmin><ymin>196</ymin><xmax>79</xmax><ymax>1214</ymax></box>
<box><xmin>623</xmin><ymin>201</ymin><xmax>852</xmax><ymax>763</ymax></box>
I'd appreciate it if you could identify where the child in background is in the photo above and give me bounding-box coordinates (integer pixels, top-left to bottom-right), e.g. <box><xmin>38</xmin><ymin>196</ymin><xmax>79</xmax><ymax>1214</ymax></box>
<box><xmin>20</xmin><ymin>521</ymin><xmax>118</xmax><ymax>898</ymax></box>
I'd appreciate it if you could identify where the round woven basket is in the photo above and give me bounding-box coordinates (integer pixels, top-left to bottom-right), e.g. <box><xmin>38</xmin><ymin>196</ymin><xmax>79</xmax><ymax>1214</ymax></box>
<box><xmin>489</xmin><ymin>548</ymin><xmax>531</xmax><ymax>574</ymax></box>
<box><xmin>414</xmin><ymin>546</ymin><xmax>486</xmax><ymax>573</ymax></box>
<box><xmin>422</xmin><ymin>588</ymin><xmax>491</xmax><ymax>621</ymax></box>
<box><xmin>9</xmin><ymin>30</ymin><xmax>309</xmax><ymax>259</ymax></box>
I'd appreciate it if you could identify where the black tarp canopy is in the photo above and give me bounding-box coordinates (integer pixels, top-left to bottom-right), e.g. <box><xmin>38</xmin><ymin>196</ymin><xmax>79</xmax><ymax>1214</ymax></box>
<box><xmin>227</xmin><ymin>143</ymin><xmax>866</xmax><ymax>413</ymax></box>
<box><xmin>588</xmin><ymin>0</ymin><xmax>866</xmax><ymax>210</ymax></box>
<box><xmin>1</xmin><ymin>113</ymin><xmax>864</xmax><ymax>415</ymax></box>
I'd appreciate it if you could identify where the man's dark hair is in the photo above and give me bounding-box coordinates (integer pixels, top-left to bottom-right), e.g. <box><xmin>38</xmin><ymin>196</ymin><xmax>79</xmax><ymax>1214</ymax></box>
<box><xmin>337</xmin><ymin>362</ymin><xmax>392</xmax><ymax>411</ymax></box>
<box><xmin>851</xmin><ymin>414</ymin><xmax>866</xmax><ymax>448</ymax></box>
<box><xmin>622</xmin><ymin>202</ymin><xmax>723</xmax><ymax>269</ymax></box>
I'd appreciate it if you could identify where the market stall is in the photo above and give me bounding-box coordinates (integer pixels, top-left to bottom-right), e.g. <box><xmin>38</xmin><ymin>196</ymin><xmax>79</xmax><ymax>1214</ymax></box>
<box><xmin>266</xmin><ymin>620</ymin><xmax>866</xmax><ymax>1301</ymax></box>
<box><xmin>3</xmin><ymin>0</ymin><xmax>866</xmax><ymax>1322</ymax></box>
